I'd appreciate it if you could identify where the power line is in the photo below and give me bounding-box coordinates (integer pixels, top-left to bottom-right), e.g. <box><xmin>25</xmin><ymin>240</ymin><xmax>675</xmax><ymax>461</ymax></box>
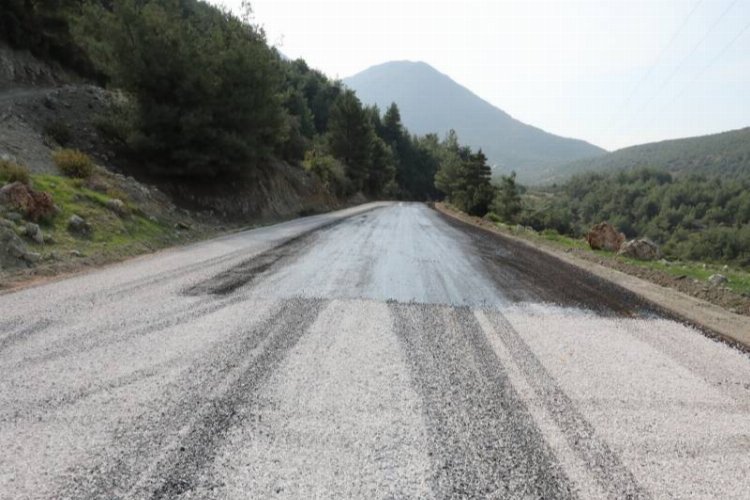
<box><xmin>607</xmin><ymin>0</ymin><xmax>704</xmax><ymax>131</ymax></box>
<box><xmin>658</xmin><ymin>17</ymin><xmax>750</xmax><ymax>115</ymax></box>
<box><xmin>617</xmin><ymin>0</ymin><xmax>741</xmax><ymax>131</ymax></box>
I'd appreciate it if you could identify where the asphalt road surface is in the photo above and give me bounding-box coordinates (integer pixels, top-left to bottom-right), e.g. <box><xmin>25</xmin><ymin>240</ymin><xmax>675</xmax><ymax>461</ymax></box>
<box><xmin>1</xmin><ymin>202</ymin><xmax>749</xmax><ymax>499</ymax></box>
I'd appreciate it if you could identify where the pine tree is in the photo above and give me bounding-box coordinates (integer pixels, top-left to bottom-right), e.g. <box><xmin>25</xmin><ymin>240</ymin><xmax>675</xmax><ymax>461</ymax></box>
<box><xmin>491</xmin><ymin>171</ymin><xmax>522</xmax><ymax>222</ymax></box>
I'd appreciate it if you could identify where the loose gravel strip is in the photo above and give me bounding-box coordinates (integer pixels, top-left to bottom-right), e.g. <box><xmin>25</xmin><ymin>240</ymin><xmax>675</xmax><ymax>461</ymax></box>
<box><xmin>476</xmin><ymin>308</ymin><xmax>650</xmax><ymax>499</ymax></box>
<box><xmin>390</xmin><ymin>301</ymin><xmax>576</xmax><ymax>499</ymax></box>
<box><xmin>205</xmin><ymin>299</ymin><xmax>432</xmax><ymax>499</ymax></box>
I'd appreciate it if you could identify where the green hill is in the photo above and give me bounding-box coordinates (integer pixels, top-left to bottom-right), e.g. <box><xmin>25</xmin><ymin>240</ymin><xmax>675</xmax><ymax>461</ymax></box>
<box><xmin>544</xmin><ymin>127</ymin><xmax>750</xmax><ymax>184</ymax></box>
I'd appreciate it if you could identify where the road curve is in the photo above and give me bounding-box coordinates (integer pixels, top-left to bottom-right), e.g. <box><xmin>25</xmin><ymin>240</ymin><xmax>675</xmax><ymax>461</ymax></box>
<box><xmin>1</xmin><ymin>202</ymin><xmax>749</xmax><ymax>499</ymax></box>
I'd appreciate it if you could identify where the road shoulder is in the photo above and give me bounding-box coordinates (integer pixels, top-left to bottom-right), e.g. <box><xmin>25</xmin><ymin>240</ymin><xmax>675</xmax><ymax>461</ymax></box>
<box><xmin>434</xmin><ymin>203</ymin><xmax>750</xmax><ymax>350</ymax></box>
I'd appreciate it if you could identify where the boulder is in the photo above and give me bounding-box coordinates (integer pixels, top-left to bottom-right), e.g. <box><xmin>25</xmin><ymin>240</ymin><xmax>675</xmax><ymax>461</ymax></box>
<box><xmin>68</xmin><ymin>214</ymin><xmax>92</xmax><ymax>236</ymax></box>
<box><xmin>586</xmin><ymin>222</ymin><xmax>625</xmax><ymax>252</ymax></box>
<box><xmin>0</xmin><ymin>182</ymin><xmax>57</xmax><ymax>221</ymax></box>
<box><xmin>0</xmin><ymin>226</ymin><xmax>32</xmax><ymax>270</ymax></box>
<box><xmin>708</xmin><ymin>274</ymin><xmax>728</xmax><ymax>287</ymax></box>
<box><xmin>24</xmin><ymin>222</ymin><xmax>44</xmax><ymax>244</ymax></box>
<box><xmin>617</xmin><ymin>238</ymin><xmax>662</xmax><ymax>261</ymax></box>
<box><xmin>105</xmin><ymin>198</ymin><xmax>129</xmax><ymax>217</ymax></box>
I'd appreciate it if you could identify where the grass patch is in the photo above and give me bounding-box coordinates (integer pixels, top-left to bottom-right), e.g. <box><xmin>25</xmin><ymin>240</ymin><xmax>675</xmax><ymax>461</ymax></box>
<box><xmin>52</xmin><ymin>149</ymin><xmax>94</xmax><ymax>178</ymax></box>
<box><xmin>493</xmin><ymin>221</ymin><xmax>750</xmax><ymax>296</ymax></box>
<box><xmin>0</xmin><ymin>159</ymin><xmax>31</xmax><ymax>185</ymax></box>
<box><xmin>620</xmin><ymin>258</ymin><xmax>750</xmax><ymax>296</ymax></box>
<box><xmin>31</xmin><ymin>174</ymin><xmax>177</xmax><ymax>259</ymax></box>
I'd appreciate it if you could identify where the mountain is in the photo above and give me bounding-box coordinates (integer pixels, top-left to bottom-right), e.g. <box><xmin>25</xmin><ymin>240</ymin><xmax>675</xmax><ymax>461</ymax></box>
<box><xmin>343</xmin><ymin>61</ymin><xmax>605</xmax><ymax>183</ymax></box>
<box><xmin>544</xmin><ymin>127</ymin><xmax>750</xmax><ymax>184</ymax></box>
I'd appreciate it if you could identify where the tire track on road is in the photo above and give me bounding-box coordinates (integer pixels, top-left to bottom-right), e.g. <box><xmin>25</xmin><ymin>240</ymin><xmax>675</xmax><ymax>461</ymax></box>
<box><xmin>477</xmin><ymin>309</ymin><xmax>651</xmax><ymax>500</ymax></box>
<box><xmin>390</xmin><ymin>302</ymin><xmax>576</xmax><ymax>499</ymax></box>
<box><xmin>54</xmin><ymin>298</ymin><xmax>325</xmax><ymax>499</ymax></box>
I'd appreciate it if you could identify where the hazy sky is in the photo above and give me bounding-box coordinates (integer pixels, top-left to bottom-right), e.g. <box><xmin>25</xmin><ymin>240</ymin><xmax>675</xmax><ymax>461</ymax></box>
<box><xmin>212</xmin><ymin>0</ymin><xmax>750</xmax><ymax>151</ymax></box>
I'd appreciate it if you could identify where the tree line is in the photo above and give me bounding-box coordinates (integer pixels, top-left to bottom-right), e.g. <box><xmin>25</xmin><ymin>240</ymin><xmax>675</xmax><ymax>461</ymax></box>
<box><xmin>502</xmin><ymin>169</ymin><xmax>750</xmax><ymax>266</ymax></box>
<box><xmin>2</xmin><ymin>0</ymin><xmax>496</xmax><ymax>202</ymax></box>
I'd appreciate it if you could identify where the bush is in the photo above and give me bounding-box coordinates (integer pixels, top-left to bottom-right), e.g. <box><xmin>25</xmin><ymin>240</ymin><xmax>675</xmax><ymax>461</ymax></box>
<box><xmin>53</xmin><ymin>149</ymin><xmax>94</xmax><ymax>178</ymax></box>
<box><xmin>302</xmin><ymin>149</ymin><xmax>350</xmax><ymax>197</ymax></box>
<box><xmin>485</xmin><ymin>212</ymin><xmax>502</xmax><ymax>223</ymax></box>
<box><xmin>0</xmin><ymin>159</ymin><xmax>31</xmax><ymax>185</ymax></box>
<box><xmin>44</xmin><ymin>120</ymin><xmax>72</xmax><ymax>146</ymax></box>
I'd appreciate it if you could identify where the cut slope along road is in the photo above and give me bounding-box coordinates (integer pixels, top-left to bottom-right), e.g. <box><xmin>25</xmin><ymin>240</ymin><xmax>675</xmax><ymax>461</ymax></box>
<box><xmin>1</xmin><ymin>202</ymin><xmax>749</xmax><ymax>499</ymax></box>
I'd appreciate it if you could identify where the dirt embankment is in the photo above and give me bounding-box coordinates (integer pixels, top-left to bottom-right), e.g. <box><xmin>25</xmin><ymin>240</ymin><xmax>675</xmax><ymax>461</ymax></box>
<box><xmin>0</xmin><ymin>43</ymin><xmax>341</xmax><ymax>287</ymax></box>
<box><xmin>435</xmin><ymin>202</ymin><xmax>750</xmax><ymax>349</ymax></box>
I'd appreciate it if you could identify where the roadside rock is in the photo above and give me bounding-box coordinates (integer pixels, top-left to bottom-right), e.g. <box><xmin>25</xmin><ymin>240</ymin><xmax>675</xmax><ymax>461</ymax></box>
<box><xmin>105</xmin><ymin>198</ymin><xmax>129</xmax><ymax>217</ymax></box>
<box><xmin>617</xmin><ymin>238</ymin><xmax>662</xmax><ymax>261</ymax></box>
<box><xmin>586</xmin><ymin>222</ymin><xmax>625</xmax><ymax>252</ymax></box>
<box><xmin>175</xmin><ymin>221</ymin><xmax>191</xmax><ymax>230</ymax></box>
<box><xmin>708</xmin><ymin>274</ymin><xmax>728</xmax><ymax>287</ymax></box>
<box><xmin>4</xmin><ymin>211</ymin><xmax>22</xmax><ymax>222</ymax></box>
<box><xmin>0</xmin><ymin>182</ymin><xmax>57</xmax><ymax>221</ymax></box>
<box><xmin>0</xmin><ymin>226</ymin><xmax>32</xmax><ymax>270</ymax></box>
<box><xmin>68</xmin><ymin>214</ymin><xmax>92</xmax><ymax>237</ymax></box>
<box><xmin>24</xmin><ymin>223</ymin><xmax>44</xmax><ymax>244</ymax></box>
<box><xmin>22</xmin><ymin>251</ymin><xmax>41</xmax><ymax>263</ymax></box>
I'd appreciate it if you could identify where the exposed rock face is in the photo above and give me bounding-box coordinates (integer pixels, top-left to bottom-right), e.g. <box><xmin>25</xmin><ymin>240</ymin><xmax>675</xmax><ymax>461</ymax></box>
<box><xmin>617</xmin><ymin>238</ymin><xmax>662</xmax><ymax>261</ymax></box>
<box><xmin>586</xmin><ymin>222</ymin><xmax>625</xmax><ymax>252</ymax></box>
<box><xmin>24</xmin><ymin>222</ymin><xmax>44</xmax><ymax>244</ymax></box>
<box><xmin>708</xmin><ymin>274</ymin><xmax>728</xmax><ymax>287</ymax></box>
<box><xmin>0</xmin><ymin>182</ymin><xmax>56</xmax><ymax>221</ymax></box>
<box><xmin>0</xmin><ymin>42</ymin><xmax>72</xmax><ymax>87</ymax></box>
<box><xmin>0</xmin><ymin>226</ymin><xmax>33</xmax><ymax>270</ymax></box>
<box><xmin>68</xmin><ymin>214</ymin><xmax>91</xmax><ymax>236</ymax></box>
<box><xmin>105</xmin><ymin>198</ymin><xmax>128</xmax><ymax>217</ymax></box>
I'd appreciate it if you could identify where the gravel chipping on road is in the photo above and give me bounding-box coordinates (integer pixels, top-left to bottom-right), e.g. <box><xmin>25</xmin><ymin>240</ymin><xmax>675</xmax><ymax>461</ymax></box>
<box><xmin>1</xmin><ymin>202</ymin><xmax>749</xmax><ymax>499</ymax></box>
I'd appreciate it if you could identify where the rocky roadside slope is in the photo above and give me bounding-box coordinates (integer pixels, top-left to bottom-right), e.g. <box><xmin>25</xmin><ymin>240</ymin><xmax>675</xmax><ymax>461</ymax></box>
<box><xmin>0</xmin><ymin>43</ymin><xmax>338</xmax><ymax>288</ymax></box>
<box><xmin>436</xmin><ymin>203</ymin><xmax>750</xmax><ymax>319</ymax></box>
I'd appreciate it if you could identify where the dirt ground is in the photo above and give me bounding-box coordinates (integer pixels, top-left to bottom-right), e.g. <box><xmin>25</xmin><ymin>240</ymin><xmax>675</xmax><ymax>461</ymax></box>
<box><xmin>435</xmin><ymin>203</ymin><xmax>750</xmax><ymax>318</ymax></box>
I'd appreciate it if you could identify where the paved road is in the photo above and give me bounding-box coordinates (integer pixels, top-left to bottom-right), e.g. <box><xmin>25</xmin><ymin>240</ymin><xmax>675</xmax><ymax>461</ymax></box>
<box><xmin>1</xmin><ymin>202</ymin><xmax>749</xmax><ymax>499</ymax></box>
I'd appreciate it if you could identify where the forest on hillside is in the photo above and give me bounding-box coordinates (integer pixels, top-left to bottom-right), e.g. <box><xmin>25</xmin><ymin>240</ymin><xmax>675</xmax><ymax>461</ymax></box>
<box><xmin>4</xmin><ymin>1</ymin><xmax>746</xmax><ymax>267</ymax></box>
<box><xmin>1</xmin><ymin>0</ymin><xmax>494</xmax><ymax>202</ymax></box>
<box><xmin>496</xmin><ymin>169</ymin><xmax>750</xmax><ymax>267</ymax></box>
<box><xmin>548</xmin><ymin>127</ymin><xmax>750</xmax><ymax>183</ymax></box>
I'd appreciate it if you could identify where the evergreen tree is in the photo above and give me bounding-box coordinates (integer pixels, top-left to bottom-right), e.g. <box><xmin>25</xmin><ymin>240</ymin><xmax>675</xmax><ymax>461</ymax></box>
<box><xmin>327</xmin><ymin>90</ymin><xmax>374</xmax><ymax>192</ymax></box>
<box><xmin>79</xmin><ymin>0</ymin><xmax>283</xmax><ymax>178</ymax></box>
<box><xmin>435</xmin><ymin>132</ymin><xmax>494</xmax><ymax>215</ymax></box>
<box><xmin>491</xmin><ymin>171</ymin><xmax>522</xmax><ymax>222</ymax></box>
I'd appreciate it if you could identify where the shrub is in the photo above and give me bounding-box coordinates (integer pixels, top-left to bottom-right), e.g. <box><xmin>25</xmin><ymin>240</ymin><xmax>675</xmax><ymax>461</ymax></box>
<box><xmin>52</xmin><ymin>149</ymin><xmax>94</xmax><ymax>178</ymax></box>
<box><xmin>302</xmin><ymin>149</ymin><xmax>350</xmax><ymax>197</ymax></box>
<box><xmin>485</xmin><ymin>212</ymin><xmax>502</xmax><ymax>223</ymax></box>
<box><xmin>43</xmin><ymin>120</ymin><xmax>72</xmax><ymax>146</ymax></box>
<box><xmin>0</xmin><ymin>159</ymin><xmax>31</xmax><ymax>185</ymax></box>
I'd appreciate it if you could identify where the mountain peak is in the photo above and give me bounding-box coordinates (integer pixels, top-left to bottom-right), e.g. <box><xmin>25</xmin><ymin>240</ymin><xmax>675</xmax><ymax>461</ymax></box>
<box><xmin>344</xmin><ymin>61</ymin><xmax>604</xmax><ymax>183</ymax></box>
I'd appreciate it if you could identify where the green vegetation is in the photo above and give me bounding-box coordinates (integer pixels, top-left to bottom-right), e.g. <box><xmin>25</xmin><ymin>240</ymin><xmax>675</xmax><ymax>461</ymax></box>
<box><xmin>0</xmin><ymin>0</ymin><xmax>102</xmax><ymax>81</ymax></box>
<box><xmin>342</xmin><ymin>61</ymin><xmax>605</xmax><ymax>183</ymax></box>
<box><xmin>478</xmin><ymin>217</ymin><xmax>750</xmax><ymax>296</ymax></box>
<box><xmin>4</xmin><ymin>0</ymin><xmax>490</xmax><ymax>206</ymax></box>
<box><xmin>434</xmin><ymin>131</ymin><xmax>494</xmax><ymax>215</ymax></box>
<box><xmin>552</xmin><ymin>127</ymin><xmax>750</xmax><ymax>183</ymax></box>
<box><xmin>508</xmin><ymin>168</ymin><xmax>750</xmax><ymax>267</ymax></box>
<box><xmin>28</xmin><ymin>173</ymin><xmax>181</xmax><ymax>259</ymax></box>
<box><xmin>0</xmin><ymin>0</ymin><xmax>470</xmax><ymax>201</ymax></box>
<box><xmin>490</xmin><ymin>172</ymin><xmax>523</xmax><ymax>223</ymax></box>
<box><xmin>0</xmin><ymin>160</ymin><xmax>31</xmax><ymax>185</ymax></box>
<box><xmin>52</xmin><ymin>149</ymin><xmax>94</xmax><ymax>178</ymax></box>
